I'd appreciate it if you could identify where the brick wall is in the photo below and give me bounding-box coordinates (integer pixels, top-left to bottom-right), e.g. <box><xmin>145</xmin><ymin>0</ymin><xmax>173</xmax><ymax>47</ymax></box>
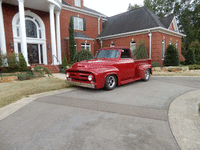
<box><xmin>101</xmin><ymin>32</ymin><xmax>184</xmax><ymax>66</ymax></box>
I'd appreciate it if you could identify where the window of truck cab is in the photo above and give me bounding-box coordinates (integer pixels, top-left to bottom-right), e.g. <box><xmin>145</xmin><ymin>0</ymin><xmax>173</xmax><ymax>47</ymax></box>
<box><xmin>121</xmin><ymin>49</ymin><xmax>131</xmax><ymax>58</ymax></box>
<box><xmin>75</xmin><ymin>0</ymin><xmax>81</xmax><ymax>7</ymax></box>
<box><xmin>95</xmin><ymin>50</ymin><xmax>119</xmax><ymax>59</ymax></box>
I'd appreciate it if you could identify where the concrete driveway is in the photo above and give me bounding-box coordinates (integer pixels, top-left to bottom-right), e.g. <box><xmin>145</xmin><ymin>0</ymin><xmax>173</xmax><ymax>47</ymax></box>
<box><xmin>0</xmin><ymin>76</ymin><xmax>200</xmax><ymax>150</ymax></box>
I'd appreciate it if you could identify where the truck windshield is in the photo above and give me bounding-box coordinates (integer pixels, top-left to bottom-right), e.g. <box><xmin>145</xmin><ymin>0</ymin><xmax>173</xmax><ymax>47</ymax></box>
<box><xmin>95</xmin><ymin>50</ymin><xmax>119</xmax><ymax>59</ymax></box>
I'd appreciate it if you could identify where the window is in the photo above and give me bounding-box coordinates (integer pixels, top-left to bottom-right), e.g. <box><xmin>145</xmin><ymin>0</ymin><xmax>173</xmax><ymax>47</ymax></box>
<box><xmin>110</xmin><ymin>43</ymin><xmax>115</xmax><ymax>47</ymax></box>
<box><xmin>121</xmin><ymin>49</ymin><xmax>131</xmax><ymax>58</ymax></box>
<box><xmin>130</xmin><ymin>41</ymin><xmax>136</xmax><ymax>58</ymax></box>
<box><xmin>74</xmin><ymin>43</ymin><xmax>77</xmax><ymax>53</ymax></box>
<box><xmin>74</xmin><ymin>17</ymin><xmax>83</xmax><ymax>31</ymax></box>
<box><xmin>162</xmin><ymin>39</ymin><xmax>165</xmax><ymax>59</ymax></box>
<box><xmin>81</xmin><ymin>43</ymin><xmax>91</xmax><ymax>51</ymax></box>
<box><xmin>95</xmin><ymin>50</ymin><xmax>119</xmax><ymax>59</ymax></box>
<box><xmin>26</xmin><ymin>20</ymin><xmax>37</xmax><ymax>38</ymax></box>
<box><xmin>75</xmin><ymin>0</ymin><xmax>81</xmax><ymax>7</ymax></box>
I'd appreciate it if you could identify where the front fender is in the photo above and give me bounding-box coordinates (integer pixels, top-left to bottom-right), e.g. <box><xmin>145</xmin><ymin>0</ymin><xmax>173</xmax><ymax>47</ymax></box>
<box><xmin>93</xmin><ymin>67</ymin><xmax>119</xmax><ymax>89</ymax></box>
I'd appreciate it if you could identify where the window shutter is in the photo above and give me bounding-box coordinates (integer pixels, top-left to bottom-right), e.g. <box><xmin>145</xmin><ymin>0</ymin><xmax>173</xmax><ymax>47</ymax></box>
<box><xmin>83</xmin><ymin>18</ymin><xmax>86</xmax><ymax>31</ymax></box>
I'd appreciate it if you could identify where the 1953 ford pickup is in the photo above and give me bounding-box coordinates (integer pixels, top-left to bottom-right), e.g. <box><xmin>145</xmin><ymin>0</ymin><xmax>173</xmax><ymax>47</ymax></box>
<box><xmin>65</xmin><ymin>46</ymin><xmax>152</xmax><ymax>90</ymax></box>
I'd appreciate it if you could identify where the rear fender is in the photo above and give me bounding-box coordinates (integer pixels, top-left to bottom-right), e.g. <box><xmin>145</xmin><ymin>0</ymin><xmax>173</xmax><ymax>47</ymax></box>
<box><xmin>136</xmin><ymin>64</ymin><xmax>152</xmax><ymax>79</ymax></box>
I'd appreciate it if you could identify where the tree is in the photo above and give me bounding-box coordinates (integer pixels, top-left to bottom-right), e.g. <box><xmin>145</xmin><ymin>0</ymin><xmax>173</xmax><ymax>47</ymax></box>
<box><xmin>144</xmin><ymin>0</ymin><xmax>176</xmax><ymax>17</ymax></box>
<box><xmin>19</xmin><ymin>53</ymin><xmax>28</xmax><ymax>71</ymax></box>
<box><xmin>127</xmin><ymin>3</ymin><xmax>141</xmax><ymax>10</ymax></box>
<box><xmin>163</xmin><ymin>44</ymin><xmax>180</xmax><ymax>66</ymax></box>
<box><xmin>189</xmin><ymin>40</ymin><xmax>200</xmax><ymax>64</ymax></box>
<box><xmin>6</xmin><ymin>52</ymin><xmax>19</xmax><ymax>72</ymax></box>
<box><xmin>185</xmin><ymin>48</ymin><xmax>196</xmax><ymax>65</ymax></box>
<box><xmin>69</xmin><ymin>15</ymin><xmax>75</xmax><ymax>64</ymax></box>
<box><xmin>133</xmin><ymin>40</ymin><xmax>148</xmax><ymax>59</ymax></box>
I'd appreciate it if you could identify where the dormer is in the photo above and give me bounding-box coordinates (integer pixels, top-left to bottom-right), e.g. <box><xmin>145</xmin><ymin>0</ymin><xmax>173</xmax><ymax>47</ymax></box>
<box><xmin>63</xmin><ymin>0</ymin><xmax>84</xmax><ymax>9</ymax></box>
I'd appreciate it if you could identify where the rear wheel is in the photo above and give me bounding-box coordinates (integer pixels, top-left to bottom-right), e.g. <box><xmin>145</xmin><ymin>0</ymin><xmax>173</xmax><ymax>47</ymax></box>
<box><xmin>143</xmin><ymin>69</ymin><xmax>150</xmax><ymax>81</ymax></box>
<box><xmin>105</xmin><ymin>75</ymin><xmax>117</xmax><ymax>90</ymax></box>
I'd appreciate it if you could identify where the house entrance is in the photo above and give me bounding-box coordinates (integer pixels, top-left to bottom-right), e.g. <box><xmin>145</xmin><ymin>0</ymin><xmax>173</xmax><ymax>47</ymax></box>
<box><xmin>27</xmin><ymin>44</ymin><xmax>39</xmax><ymax>65</ymax></box>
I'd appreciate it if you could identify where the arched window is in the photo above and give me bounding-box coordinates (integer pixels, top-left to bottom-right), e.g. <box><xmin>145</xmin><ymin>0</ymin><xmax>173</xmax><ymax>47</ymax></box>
<box><xmin>12</xmin><ymin>11</ymin><xmax>45</xmax><ymax>39</ymax></box>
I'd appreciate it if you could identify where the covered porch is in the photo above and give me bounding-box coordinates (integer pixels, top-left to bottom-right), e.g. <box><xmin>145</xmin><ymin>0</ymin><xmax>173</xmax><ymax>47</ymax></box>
<box><xmin>0</xmin><ymin>0</ymin><xmax>63</xmax><ymax>66</ymax></box>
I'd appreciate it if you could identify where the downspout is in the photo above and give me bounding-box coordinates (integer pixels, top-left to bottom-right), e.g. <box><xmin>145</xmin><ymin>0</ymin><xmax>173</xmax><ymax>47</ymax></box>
<box><xmin>148</xmin><ymin>31</ymin><xmax>152</xmax><ymax>59</ymax></box>
<box><xmin>100</xmin><ymin>40</ymin><xmax>102</xmax><ymax>48</ymax></box>
<box><xmin>98</xmin><ymin>16</ymin><xmax>101</xmax><ymax>35</ymax></box>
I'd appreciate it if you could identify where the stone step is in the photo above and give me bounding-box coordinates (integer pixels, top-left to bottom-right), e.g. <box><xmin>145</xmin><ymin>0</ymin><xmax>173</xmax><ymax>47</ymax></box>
<box><xmin>30</xmin><ymin>65</ymin><xmax>60</xmax><ymax>73</ymax></box>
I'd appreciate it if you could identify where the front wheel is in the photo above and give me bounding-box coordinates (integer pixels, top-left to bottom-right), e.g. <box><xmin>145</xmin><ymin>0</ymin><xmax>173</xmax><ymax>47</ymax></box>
<box><xmin>105</xmin><ymin>75</ymin><xmax>117</xmax><ymax>90</ymax></box>
<box><xmin>143</xmin><ymin>69</ymin><xmax>150</xmax><ymax>81</ymax></box>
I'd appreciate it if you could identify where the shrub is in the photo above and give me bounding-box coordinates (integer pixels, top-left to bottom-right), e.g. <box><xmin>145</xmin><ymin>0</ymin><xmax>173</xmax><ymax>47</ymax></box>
<box><xmin>32</xmin><ymin>66</ymin><xmax>52</xmax><ymax>77</ymax></box>
<box><xmin>188</xmin><ymin>64</ymin><xmax>200</xmax><ymax>70</ymax></box>
<box><xmin>163</xmin><ymin>44</ymin><xmax>180</xmax><ymax>66</ymax></box>
<box><xmin>133</xmin><ymin>40</ymin><xmax>148</xmax><ymax>59</ymax></box>
<box><xmin>69</xmin><ymin>15</ymin><xmax>75</xmax><ymax>64</ymax></box>
<box><xmin>6</xmin><ymin>52</ymin><xmax>19</xmax><ymax>72</ymax></box>
<box><xmin>151</xmin><ymin>62</ymin><xmax>161</xmax><ymax>67</ymax></box>
<box><xmin>74</xmin><ymin>49</ymin><xmax>94</xmax><ymax>63</ymax></box>
<box><xmin>185</xmin><ymin>48</ymin><xmax>196</xmax><ymax>65</ymax></box>
<box><xmin>61</xmin><ymin>54</ymin><xmax>68</xmax><ymax>68</ymax></box>
<box><xmin>19</xmin><ymin>53</ymin><xmax>28</xmax><ymax>71</ymax></box>
<box><xmin>17</xmin><ymin>72</ymin><xmax>35</xmax><ymax>81</ymax></box>
<box><xmin>180</xmin><ymin>61</ymin><xmax>185</xmax><ymax>65</ymax></box>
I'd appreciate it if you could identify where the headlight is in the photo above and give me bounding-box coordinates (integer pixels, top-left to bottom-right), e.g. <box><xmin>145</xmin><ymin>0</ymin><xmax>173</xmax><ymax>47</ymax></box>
<box><xmin>88</xmin><ymin>75</ymin><xmax>93</xmax><ymax>81</ymax></box>
<box><xmin>66</xmin><ymin>72</ymin><xmax>70</xmax><ymax>78</ymax></box>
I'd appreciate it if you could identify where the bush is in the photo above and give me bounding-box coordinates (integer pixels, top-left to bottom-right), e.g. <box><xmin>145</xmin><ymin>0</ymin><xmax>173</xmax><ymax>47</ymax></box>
<box><xmin>19</xmin><ymin>53</ymin><xmax>28</xmax><ymax>71</ymax></box>
<box><xmin>188</xmin><ymin>64</ymin><xmax>200</xmax><ymax>70</ymax></box>
<box><xmin>163</xmin><ymin>44</ymin><xmax>180</xmax><ymax>66</ymax></box>
<box><xmin>151</xmin><ymin>62</ymin><xmax>161</xmax><ymax>67</ymax></box>
<box><xmin>61</xmin><ymin>54</ymin><xmax>68</xmax><ymax>68</ymax></box>
<box><xmin>180</xmin><ymin>61</ymin><xmax>185</xmax><ymax>65</ymax></box>
<box><xmin>185</xmin><ymin>48</ymin><xmax>196</xmax><ymax>65</ymax></box>
<box><xmin>74</xmin><ymin>49</ymin><xmax>94</xmax><ymax>63</ymax></box>
<box><xmin>133</xmin><ymin>40</ymin><xmax>148</xmax><ymax>59</ymax></box>
<box><xmin>6</xmin><ymin>52</ymin><xmax>19</xmax><ymax>72</ymax></box>
<box><xmin>17</xmin><ymin>72</ymin><xmax>35</xmax><ymax>81</ymax></box>
<box><xmin>32</xmin><ymin>66</ymin><xmax>52</xmax><ymax>77</ymax></box>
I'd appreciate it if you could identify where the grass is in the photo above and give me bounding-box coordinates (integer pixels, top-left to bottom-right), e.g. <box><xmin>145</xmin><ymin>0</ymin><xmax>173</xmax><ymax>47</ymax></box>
<box><xmin>0</xmin><ymin>77</ymin><xmax>69</xmax><ymax>108</ymax></box>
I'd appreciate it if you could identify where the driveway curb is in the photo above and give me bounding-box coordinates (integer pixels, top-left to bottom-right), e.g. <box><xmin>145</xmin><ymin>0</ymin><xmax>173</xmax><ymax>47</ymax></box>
<box><xmin>0</xmin><ymin>88</ymin><xmax>75</xmax><ymax>121</ymax></box>
<box><xmin>168</xmin><ymin>89</ymin><xmax>200</xmax><ymax>150</ymax></box>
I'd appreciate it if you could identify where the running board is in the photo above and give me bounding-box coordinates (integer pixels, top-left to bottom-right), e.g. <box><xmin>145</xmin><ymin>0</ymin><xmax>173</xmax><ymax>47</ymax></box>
<box><xmin>120</xmin><ymin>77</ymin><xmax>142</xmax><ymax>85</ymax></box>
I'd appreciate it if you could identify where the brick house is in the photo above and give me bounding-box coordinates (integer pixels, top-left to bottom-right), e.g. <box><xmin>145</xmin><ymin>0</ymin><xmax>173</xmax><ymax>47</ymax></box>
<box><xmin>0</xmin><ymin>0</ymin><xmax>106</xmax><ymax>72</ymax></box>
<box><xmin>97</xmin><ymin>7</ymin><xmax>185</xmax><ymax>65</ymax></box>
<box><xmin>0</xmin><ymin>0</ymin><xmax>185</xmax><ymax>72</ymax></box>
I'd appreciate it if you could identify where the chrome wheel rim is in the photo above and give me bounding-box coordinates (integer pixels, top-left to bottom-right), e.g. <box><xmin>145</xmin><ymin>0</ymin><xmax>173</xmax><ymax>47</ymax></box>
<box><xmin>108</xmin><ymin>76</ymin><xmax>115</xmax><ymax>88</ymax></box>
<box><xmin>145</xmin><ymin>70</ymin><xmax>150</xmax><ymax>80</ymax></box>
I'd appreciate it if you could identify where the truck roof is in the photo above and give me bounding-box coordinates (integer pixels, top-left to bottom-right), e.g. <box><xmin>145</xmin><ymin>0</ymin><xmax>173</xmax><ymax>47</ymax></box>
<box><xmin>98</xmin><ymin>46</ymin><xmax>130</xmax><ymax>51</ymax></box>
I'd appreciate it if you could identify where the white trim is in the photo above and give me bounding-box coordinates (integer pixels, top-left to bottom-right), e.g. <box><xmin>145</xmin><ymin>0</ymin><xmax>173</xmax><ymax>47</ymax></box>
<box><xmin>56</xmin><ymin>11</ymin><xmax>62</xmax><ymax>65</ymax></box>
<box><xmin>168</xmin><ymin>16</ymin><xmax>179</xmax><ymax>32</ymax></box>
<box><xmin>97</xmin><ymin>27</ymin><xmax>186</xmax><ymax>40</ymax></box>
<box><xmin>0</xmin><ymin>0</ymin><xmax>7</xmax><ymax>57</ymax></box>
<box><xmin>48</xmin><ymin>0</ymin><xmax>62</xmax><ymax>10</ymax></box>
<box><xmin>62</xmin><ymin>4</ymin><xmax>107</xmax><ymax>20</ymax></box>
<box><xmin>12</xmin><ymin>10</ymin><xmax>47</xmax><ymax>65</ymax></box>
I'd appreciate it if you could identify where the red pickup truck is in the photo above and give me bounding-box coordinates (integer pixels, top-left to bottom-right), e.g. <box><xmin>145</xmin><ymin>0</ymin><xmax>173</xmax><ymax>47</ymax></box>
<box><xmin>65</xmin><ymin>46</ymin><xmax>152</xmax><ymax>90</ymax></box>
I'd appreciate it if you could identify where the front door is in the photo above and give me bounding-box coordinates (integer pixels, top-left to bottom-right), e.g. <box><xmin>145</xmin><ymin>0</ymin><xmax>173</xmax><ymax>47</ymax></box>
<box><xmin>27</xmin><ymin>44</ymin><xmax>39</xmax><ymax>64</ymax></box>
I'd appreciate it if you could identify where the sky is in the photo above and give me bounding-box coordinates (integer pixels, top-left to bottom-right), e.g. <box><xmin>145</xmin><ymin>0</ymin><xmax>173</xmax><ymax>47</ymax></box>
<box><xmin>84</xmin><ymin>0</ymin><xmax>144</xmax><ymax>17</ymax></box>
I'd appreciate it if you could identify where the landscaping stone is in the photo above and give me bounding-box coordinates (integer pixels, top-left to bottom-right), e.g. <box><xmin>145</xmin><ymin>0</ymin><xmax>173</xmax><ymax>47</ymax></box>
<box><xmin>153</xmin><ymin>66</ymin><xmax>189</xmax><ymax>72</ymax></box>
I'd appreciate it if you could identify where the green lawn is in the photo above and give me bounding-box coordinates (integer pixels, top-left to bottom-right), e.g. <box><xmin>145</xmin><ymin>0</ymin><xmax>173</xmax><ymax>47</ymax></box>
<box><xmin>0</xmin><ymin>77</ymin><xmax>69</xmax><ymax>108</ymax></box>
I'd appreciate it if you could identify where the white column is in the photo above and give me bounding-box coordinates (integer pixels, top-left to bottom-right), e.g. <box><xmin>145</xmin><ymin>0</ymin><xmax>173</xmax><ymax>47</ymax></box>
<box><xmin>56</xmin><ymin>11</ymin><xmax>61</xmax><ymax>65</ymax></box>
<box><xmin>148</xmin><ymin>32</ymin><xmax>152</xmax><ymax>59</ymax></box>
<box><xmin>49</xmin><ymin>4</ymin><xmax>58</xmax><ymax>65</ymax></box>
<box><xmin>18</xmin><ymin>0</ymin><xmax>28</xmax><ymax>65</ymax></box>
<box><xmin>0</xmin><ymin>0</ymin><xmax>7</xmax><ymax>65</ymax></box>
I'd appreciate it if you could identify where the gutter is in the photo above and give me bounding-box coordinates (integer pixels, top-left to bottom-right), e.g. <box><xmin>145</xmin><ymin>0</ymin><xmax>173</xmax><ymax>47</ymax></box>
<box><xmin>97</xmin><ymin>27</ymin><xmax>186</xmax><ymax>40</ymax></box>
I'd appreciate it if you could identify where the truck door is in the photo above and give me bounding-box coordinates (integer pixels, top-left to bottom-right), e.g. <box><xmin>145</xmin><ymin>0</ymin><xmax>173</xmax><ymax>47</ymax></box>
<box><xmin>118</xmin><ymin>49</ymin><xmax>135</xmax><ymax>80</ymax></box>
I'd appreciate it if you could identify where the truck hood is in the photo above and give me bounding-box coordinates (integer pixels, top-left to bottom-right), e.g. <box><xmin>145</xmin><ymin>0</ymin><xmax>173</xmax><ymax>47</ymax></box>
<box><xmin>72</xmin><ymin>59</ymin><xmax>115</xmax><ymax>69</ymax></box>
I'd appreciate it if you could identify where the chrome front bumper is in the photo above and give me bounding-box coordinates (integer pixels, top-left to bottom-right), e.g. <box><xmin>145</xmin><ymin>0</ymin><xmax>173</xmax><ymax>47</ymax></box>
<box><xmin>66</xmin><ymin>80</ymin><xmax>95</xmax><ymax>89</ymax></box>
